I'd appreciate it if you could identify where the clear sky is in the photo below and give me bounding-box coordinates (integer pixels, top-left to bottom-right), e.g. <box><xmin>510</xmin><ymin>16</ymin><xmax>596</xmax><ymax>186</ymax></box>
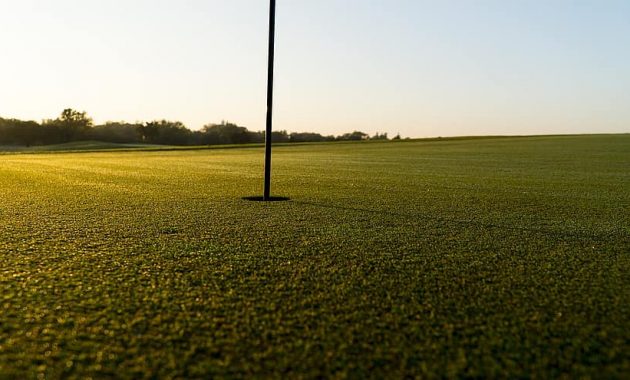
<box><xmin>1</xmin><ymin>0</ymin><xmax>629</xmax><ymax>138</ymax></box>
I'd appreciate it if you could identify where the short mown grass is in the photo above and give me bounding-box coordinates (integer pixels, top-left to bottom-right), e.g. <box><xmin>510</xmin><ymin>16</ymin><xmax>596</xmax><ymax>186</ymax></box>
<box><xmin>0</xmin><ymin>135</ymin><xmax>628</xmax><ymax>378</ymax></box>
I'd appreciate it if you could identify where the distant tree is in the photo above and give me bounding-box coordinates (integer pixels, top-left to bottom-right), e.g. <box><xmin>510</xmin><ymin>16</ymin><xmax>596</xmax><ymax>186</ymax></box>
<box><xmin>371</xmin><ymin>132</ymin><xmax>388</xmax><ymax>140</ymax></box>
<box><xmin>14</xmin><ymin>120</ymin><xmax>42</xmax><ymax>146</ymax></box>
<box><xmin>289</xmin><ymin>132</ymin><xmax>334</xmax><ymax>143</ymax></box>
<box><xmin>2</xmin><ymin>111</ymin><xmax>387</xmax><ymax>147</ymax></box>
<box><xmin>0</xmin><ymin>118</ymin><xmax>8</xmax><ymax>145</ymax></box>
<box><xmin>337</xmin><ymin>131</ymin><xmax>369</xmax><ymax>141</ymax></box>
<box><xmin>42</xmin><ymin>109</ymin><xmax>93</xmax><ymax>143</ymax></box>
<box><xmin>138</xmin><ymin>120</ymin><xmax>191</xmax><ymax>145</ymax></box>
<box><xmin>271</xmin><ymin>130</ymin><xmax>289</xmax><ymax>143</ymax></box>
<box><xmin>201</xmin><ymin>121</ymin><xmax>261</xmax><ymax>145</ymax></box>
<box><xmin>0</xmin><ymin>117</ymin><xmax>45</xmax><ymax>146</ymax></box>
<box><xmin>90</xmin><ymin>122</ymin><xmax>143</xmax><ymax>143</ymax></box>
<box><xmin>393</xmin><ymin>133</ymin><xmax>401</xmax><ymax>140</ymax></box>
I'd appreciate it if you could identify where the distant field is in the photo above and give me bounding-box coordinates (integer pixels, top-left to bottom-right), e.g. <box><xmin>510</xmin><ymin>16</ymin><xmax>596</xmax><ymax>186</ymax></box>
<box><xmin>0</xmin><ymin>141</ymin><xmax>174</xmax><ymax>153</ymax></box>
<box><xmin>0</xmin><ymin>135</ymin><xmax>628</xmax><ymax>378</ymax></box>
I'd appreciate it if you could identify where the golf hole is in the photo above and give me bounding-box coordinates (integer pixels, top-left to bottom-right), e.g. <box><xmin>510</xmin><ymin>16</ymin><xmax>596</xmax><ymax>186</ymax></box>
<box><xmin>242</xmin><ymin>196</ymin><xmax>290</xmax><ymax>202</ymax></box>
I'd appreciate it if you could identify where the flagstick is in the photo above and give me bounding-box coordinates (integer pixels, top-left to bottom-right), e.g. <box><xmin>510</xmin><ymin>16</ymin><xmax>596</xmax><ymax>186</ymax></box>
<box><xmin>263</xmin><ymin>0</ymin><xmax>276</xmax><ymax>201</ymax></box>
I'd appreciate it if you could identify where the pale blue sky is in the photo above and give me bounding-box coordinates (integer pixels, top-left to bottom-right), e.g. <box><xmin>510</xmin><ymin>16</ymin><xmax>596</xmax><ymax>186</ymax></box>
<box><xmin>1</xmin><ymin>0</ymin><xmax>629</xmax><ymax>137</ymax></box>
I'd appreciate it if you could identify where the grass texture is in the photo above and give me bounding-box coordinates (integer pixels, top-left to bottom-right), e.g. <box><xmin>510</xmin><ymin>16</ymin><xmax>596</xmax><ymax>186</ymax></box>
<box><xmin>0</xmin><ymin>135</ymin><xmax>628</xmax><ymax>378</ymax></box>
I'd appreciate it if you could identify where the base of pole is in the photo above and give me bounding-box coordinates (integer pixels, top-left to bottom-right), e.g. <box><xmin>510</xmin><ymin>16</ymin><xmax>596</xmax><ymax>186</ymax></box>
<box><xmin>243</xmin><ymin>196</ymin><xmax>290</xmax><ymax>202</ymax></box>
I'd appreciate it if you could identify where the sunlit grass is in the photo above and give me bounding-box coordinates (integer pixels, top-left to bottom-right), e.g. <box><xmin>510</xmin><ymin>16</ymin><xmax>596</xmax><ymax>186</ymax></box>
<box><xmin>0</xmin><ymin>135</ymin><xmax>628</xmax><ymax>378</ymax></box>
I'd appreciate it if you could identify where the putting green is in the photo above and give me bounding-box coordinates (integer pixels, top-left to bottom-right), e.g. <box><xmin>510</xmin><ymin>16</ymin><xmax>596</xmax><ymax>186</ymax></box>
<box><xmin>0</xmin><ymin>135</ymin><xmax>628</xmax><ymax>377</ymax></box>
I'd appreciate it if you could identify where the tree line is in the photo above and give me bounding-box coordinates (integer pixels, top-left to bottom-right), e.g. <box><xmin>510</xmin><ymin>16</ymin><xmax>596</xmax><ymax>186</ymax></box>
<box><xmin>0</xmin><ymin>109</ymin><xmax>399</xmax><ymax>147</ymax></box>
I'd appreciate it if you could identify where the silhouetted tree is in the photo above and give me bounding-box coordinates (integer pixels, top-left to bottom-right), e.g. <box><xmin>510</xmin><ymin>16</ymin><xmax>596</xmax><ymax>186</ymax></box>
<box><xmin>271</xmin><ymin>130</ymin><xmax>289</xmax><ymax>143</ymax></box>
<box><xmin>0</xmin><ymin>118</ymin><xmax>43</xmax><ymax>146</ymax></box>
<box><xmin>138</xmin><ymin>120</ymin><xmax>191</xmax><ymax>145</ymax></box>
<box><xmin>42</xmin><ymin>109</ymin><xmax>93</xmax><ymax>143</ymax></box>
<box><xmin>371</xmin><ymin>132</ymin><xmax>388</xmax><ymax>140</ymax></box>
<box><xmin>1</xmin><ymin>112</ymin><xmax>388</xmax><ymax>147</ymax></box>
<box><xmin>289</xmin><ymin>132</ymin><xmax>335</xmax><ymax>143</ymax></box>
<box><xmin>337</xmin><ymin>131</ymin><xmax>369</xmax><ymax>141</ymax></box>
<box><xmin>201</xmin><ymin>121</ymin><xmax>261</xmax><ymax>145</ymax></box>
<box><xmin>90</xmin><ymin>122</ymin><xmax>143</xmax><ymax>143</ymax></box>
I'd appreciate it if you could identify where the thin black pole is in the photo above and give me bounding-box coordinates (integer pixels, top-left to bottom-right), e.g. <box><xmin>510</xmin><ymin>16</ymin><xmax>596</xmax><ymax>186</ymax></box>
<box><xmin>264</xmin><ymin>0</ymin><xmax>276</xmax><ymax>201</ymax></box>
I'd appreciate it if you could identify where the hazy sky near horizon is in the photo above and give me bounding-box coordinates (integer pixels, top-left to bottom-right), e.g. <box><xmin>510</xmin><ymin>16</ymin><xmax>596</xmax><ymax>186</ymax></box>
<box><xmin>1</xmin><ymin>0</ymin><xmax>629</xmax><ymax>138</ymax></box>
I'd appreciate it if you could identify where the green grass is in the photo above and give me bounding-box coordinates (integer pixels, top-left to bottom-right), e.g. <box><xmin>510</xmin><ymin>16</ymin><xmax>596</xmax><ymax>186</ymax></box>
<box><xmin>0</xmin><ymin>135</ymin><xmax>628</xmax><ymax>378</ymax></box>
<box><xmin>0</xmin><ymin>140</ymin><xmax>167</xmax><ymax>153</ymax></box>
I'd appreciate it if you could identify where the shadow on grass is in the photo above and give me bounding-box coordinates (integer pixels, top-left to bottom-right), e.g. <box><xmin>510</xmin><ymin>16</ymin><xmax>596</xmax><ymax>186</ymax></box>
<box><xmin>289</xmin><ymin>200</ymin><xmax>619</xmax><ymax>240</ymax></box>
<box><xmin>242</xmin><ymin>196</ymin><xmax>291</xmax><ymax>202</ymax></box>
<box><xmin>290</xmin><ymin>200</ymin><xmax>412</xmax><ymax>218</ymax></box>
